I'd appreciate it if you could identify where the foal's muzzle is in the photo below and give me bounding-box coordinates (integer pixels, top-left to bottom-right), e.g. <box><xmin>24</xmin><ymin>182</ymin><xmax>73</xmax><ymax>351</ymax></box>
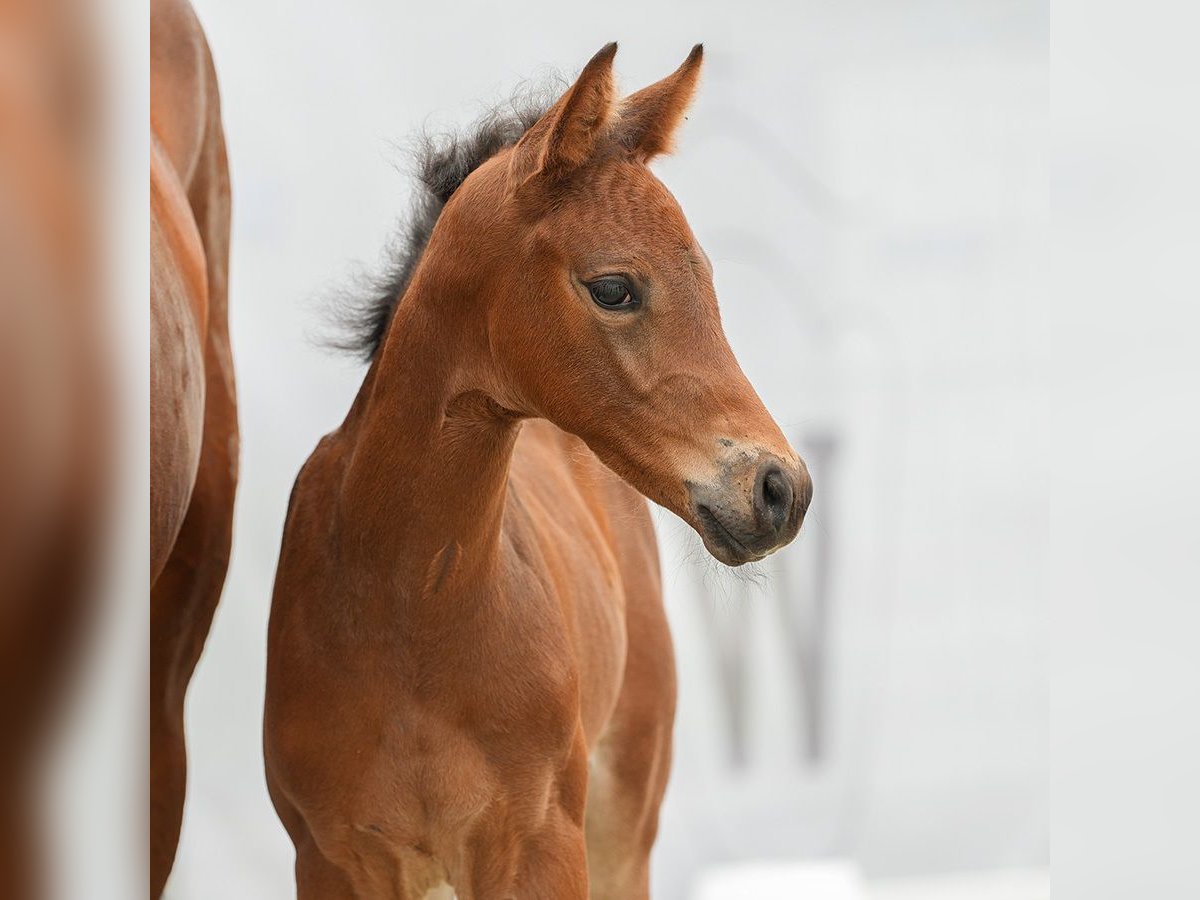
<box><xmin>689</xmin><ymin>455</ymin><xmax>812</xmax><ymax>566</ymax></box>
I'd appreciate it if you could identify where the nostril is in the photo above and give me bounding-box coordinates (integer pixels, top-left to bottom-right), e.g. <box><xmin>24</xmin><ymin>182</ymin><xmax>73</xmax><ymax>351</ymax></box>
<box><xmin>797</xmin><ymin>470</ymin><xmax>814</xmax><ymax>515</ymax></box>
<box><xmin>757</xmin><ymin>465</ymin><xmax>793</xmax><ymax>533</ymax></box>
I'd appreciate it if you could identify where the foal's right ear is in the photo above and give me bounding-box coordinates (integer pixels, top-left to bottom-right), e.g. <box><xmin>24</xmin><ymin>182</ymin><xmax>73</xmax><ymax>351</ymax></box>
<box><xmin>510</xmin><ymin>43</ymin><xmax>618</xmax><ymax>187</ymax></box>
<box><xmin>614</xmin><ymin>44</ymin><xmax>703</xmax><ymax>163</ymax></box>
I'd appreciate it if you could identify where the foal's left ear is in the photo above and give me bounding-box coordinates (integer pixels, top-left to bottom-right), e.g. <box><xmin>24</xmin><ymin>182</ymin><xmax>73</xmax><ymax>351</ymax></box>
<box><xmin>615</xmin><ymin>44</ymin><xmax>704</xmax><ymax>162</ymax></box>
<box><xmin>511</xmin><ymin>42</ymin><xmax>618</xmax><ymax>186</ymax></box>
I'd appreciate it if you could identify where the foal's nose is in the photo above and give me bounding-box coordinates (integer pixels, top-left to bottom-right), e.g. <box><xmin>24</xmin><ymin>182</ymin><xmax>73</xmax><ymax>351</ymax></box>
<box><xmin>688</xmin><ymin>451</ymin><xmax>812</xmax><ymax>566</ymax></box>
<box><xmin>752</xmin><ymin>460</ymin><xmax>811</xmax><ymax>540</ymax></box>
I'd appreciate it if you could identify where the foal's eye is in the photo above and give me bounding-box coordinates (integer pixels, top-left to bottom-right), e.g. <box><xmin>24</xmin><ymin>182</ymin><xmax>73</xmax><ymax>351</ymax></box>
<box><xmin>586</xmin><ymin>277</ymin><xmax>638</xmax><ymax>310</ymax></box>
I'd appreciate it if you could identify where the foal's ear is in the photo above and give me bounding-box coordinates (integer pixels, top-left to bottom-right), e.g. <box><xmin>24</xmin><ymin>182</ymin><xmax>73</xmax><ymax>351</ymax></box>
<box><xmin>615</xmin><ymin>44</ymin><xmax>704</xmax><ymax>162</ymax></box>
<box><xmin>511</xmin><ymin>43</ymin><xmax>617</xmax><ymax>185</ymax></box>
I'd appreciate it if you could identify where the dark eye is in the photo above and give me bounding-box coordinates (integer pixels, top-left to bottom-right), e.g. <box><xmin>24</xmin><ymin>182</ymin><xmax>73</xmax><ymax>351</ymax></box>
<box><xmin>587</xmin><ymin>277</ymin><xmax>638</xmax><ymax>310</ymax></box>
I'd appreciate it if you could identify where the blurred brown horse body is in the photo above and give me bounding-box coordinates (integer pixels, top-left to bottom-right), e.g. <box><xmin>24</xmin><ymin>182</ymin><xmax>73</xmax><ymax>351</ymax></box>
<box><xmin>149</xmin><ymin>0</ymin><xmax>237</xmax><ymax>894</ymax></box>
<box><xmin>0</xmin><ymin>2</ymin><xmax>104</xmax><ymax>895</ymax></box>
<box><xmin>266</xmin><ymin>45</ymin><xmax>809</xmax><ymax>899</ymax></box>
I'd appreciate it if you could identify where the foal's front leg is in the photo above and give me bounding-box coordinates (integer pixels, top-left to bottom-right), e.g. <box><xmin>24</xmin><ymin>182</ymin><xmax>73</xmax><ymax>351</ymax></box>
<box><xmin>511</xmin><ymin>815</ymin><xmax>590</xmax><ymax>900</ymax></box>
<box><xmin>460</xmin><ymin>807</ymin><xmax>589</xmax><ymax>900</ymax></box>
<box><xmin>475</xmin><ymin>738</ymin><xmax>591</xmax><ymax>900</ymax></box>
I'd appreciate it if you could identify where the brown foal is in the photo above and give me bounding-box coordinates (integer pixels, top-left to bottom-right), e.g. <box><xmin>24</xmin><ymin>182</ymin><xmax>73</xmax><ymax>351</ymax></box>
<box><xmin>265</xmin><ymin>44</ymin><xmax>810</xmax><ymax>899</ymax></box>
<box><xmin>149</xmin><ymin>0</ymin><xmax>237</xmax><ymax>894</ymax></box>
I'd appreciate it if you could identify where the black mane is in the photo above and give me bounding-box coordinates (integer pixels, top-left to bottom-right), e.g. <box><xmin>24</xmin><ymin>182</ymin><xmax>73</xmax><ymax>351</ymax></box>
<box><xmin>329</xmin><ymin>89</ymin><xmax>558</xmax><ymax>361</ymax></box>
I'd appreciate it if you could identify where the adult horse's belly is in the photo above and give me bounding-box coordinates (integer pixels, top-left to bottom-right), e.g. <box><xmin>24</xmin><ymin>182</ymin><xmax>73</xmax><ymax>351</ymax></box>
<box><xmin>149</xmin><ymin>139</ymin><xmax>207</xmax><ymax>579</ymax></box>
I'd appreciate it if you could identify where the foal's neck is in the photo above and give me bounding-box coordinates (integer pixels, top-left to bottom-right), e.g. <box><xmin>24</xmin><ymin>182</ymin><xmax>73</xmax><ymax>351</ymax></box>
<box><xmin>339</xmin><ymin>282</ymin><xmax>519</xmax><ymax>591</ymax></box>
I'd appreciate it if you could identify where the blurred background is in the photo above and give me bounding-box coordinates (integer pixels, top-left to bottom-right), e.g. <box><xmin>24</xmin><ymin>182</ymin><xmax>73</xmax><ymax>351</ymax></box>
<box><xmin>166</xmin><ymin>1</ymin><xmax>1048</xmax><ymax>897</ymax></box>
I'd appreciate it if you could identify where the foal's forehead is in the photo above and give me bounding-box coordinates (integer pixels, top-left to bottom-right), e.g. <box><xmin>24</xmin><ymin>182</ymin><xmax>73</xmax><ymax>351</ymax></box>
<box><xmin>594</xmin><ymin>159</ymin><xmax>688</xmax><ymax>222</ymax></box>
<box><xmin>547</xmin><ymin>159</ymin><xmax>697</xmax><ymax>257</ymax></box>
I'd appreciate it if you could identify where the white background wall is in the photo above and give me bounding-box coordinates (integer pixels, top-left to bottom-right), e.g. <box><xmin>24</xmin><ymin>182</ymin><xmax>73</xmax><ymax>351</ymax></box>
<box><xmin>168</xmin><ymin>2</ymin><xmax>1048</xmax><ymax>896</ymax></box>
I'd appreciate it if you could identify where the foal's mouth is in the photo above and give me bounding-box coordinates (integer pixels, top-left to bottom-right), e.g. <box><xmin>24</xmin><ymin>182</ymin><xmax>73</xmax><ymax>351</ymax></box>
<box><xmin>694</xmin><ymin>503</ymin><xmax>766</xmax><ymax>566</ymax></box>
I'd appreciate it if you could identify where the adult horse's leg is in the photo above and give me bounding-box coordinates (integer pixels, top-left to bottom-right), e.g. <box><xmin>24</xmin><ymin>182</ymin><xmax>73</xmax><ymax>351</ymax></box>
<box><xmin>148</xmin><ymin>381</ymin><xmax>236</xmax><ymax>894</ymax></box>
<box><xmin>585</xmin><ymin>519</ymin><xmax>677</xmax><ymax>900</ymax></box>
<box><xmin>148</xmin><ymin>307</ymin><xmax>236</xmax><ymax>895</ymax></box>
<box><xmin>149</xmin><ymin>166</ymin><xmax>206</xmax><ymax>581</ymax></box>
<box><xmin>149</xmin><ymin>453</ymin><xmax>235</xmax><ymax>892</ymax></box>
<box><xmin>148</xmin><ymin>240</ymin><xmax>235</xmax><ymax>889</ymax></box>
<box><xmin>149</xmin><ymin>6</ymin><xmax>236</xmax><ymax>891</ymax></box>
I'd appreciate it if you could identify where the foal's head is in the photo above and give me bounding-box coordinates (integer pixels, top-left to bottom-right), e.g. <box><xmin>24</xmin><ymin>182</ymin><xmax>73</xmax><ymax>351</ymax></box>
<box><xmin>398</xmin><ymin>44</ymin><xmax>811</xmax><ymax>565</ymax></box>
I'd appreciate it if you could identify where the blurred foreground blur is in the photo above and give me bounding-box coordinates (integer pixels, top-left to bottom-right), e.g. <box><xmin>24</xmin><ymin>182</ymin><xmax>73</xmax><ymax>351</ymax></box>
<box><xmin>0</xmin><ymin>1</ymin><xmax>108</xmax><ymax>895</ymax></box>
